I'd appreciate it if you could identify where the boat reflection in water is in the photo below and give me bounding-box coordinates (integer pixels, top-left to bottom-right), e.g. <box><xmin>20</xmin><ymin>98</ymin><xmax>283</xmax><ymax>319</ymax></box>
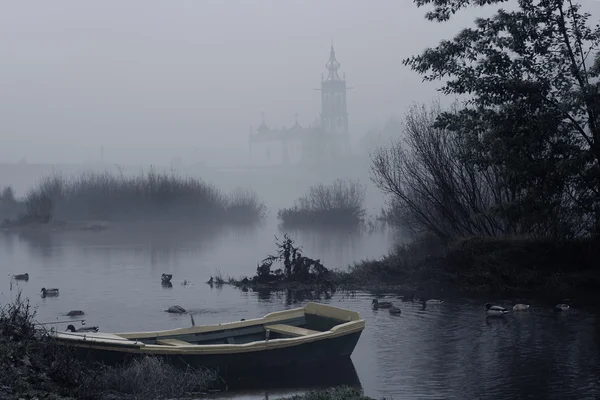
<box><xmin>224</xmin><ymin>357</ymin><xmax>362</xmax><ymax>399</ymax></box>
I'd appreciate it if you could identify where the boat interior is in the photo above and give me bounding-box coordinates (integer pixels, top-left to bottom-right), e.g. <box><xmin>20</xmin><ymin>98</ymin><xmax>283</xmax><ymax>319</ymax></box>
<box><xmin>56</xmin><ymin>302</ymin><xmax>363</xmax><ymax>347</ymax></box>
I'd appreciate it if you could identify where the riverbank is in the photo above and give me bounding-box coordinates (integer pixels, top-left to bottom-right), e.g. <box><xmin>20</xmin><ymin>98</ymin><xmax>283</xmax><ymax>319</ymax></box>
<box><xmin>228</xmin><ymin>235</ymin><xmax>600</xmax><ymax>298</ymax></box>
<box><xmin>338</xmin><ymin>236</ymin><xmax>600</xmax><ymax>296</ymax></box>
<box><xmin>0</xmin><ymin>219</ymin><xmax>110</xmax><ymax>232</ymax></box>
<box><xmin>0</xmin><ymin>293</ymin><xmax>220</xmax><ymax>400</ymax></box>
<box><xmin>281</xmin><ymin>387</ymin><xmax>375</xmax><ymax>400</ymax></box>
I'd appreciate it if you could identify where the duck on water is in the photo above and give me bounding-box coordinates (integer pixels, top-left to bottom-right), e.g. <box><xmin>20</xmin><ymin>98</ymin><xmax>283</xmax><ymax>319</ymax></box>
<box><xmin>388</xmin><ymin>304</ymin><xmax>402</xmax><ymax>315</ymax></box>
<box><xmin>486</xmin><ymin>304</ymin><xmax>509</xmax><ymax>317</ymax></box>
<box><xmin>161</xmin><ymin>273</ymin><xmax>173</xmax><ymax>284</ymax></box>
<box><xmin>164</xmin><ymin>305</ymin><xmax>186</xmax><ymax>314</ymax></box>
<box><xmin>371</xmin><ymin>299</ymin><xmax>393</xmax><ymax>309</ymax></box>
<box><xmin>66</xmin><ymin>324</ymin><xmax>99</xmax><ymax>333</ymax></box>
<box><xmin>41</xmin><ymin>288</ymin><xmax>59</xmax><ymax>297</ymax></box>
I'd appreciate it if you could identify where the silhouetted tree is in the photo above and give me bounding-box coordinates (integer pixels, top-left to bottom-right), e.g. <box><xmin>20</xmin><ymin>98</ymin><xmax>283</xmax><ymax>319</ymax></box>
<box><xmin>403</xmin><ymin>0</ymin><xmax>600</xmax><ymax>236</ymax></box>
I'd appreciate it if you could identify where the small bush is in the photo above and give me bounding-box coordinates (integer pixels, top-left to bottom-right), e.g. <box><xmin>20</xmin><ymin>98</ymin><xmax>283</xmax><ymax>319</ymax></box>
<box><xmin>278</xmin><ymin>386</ymin><xmax>375</xmax><ymax>400</ymax></box>
<box><xmin>278</xmin><ymin>180</ymin><xmax>366</xmax><ymax>228</ymax></box>
<box><xmin>233</xmin><ymin>233</ymin><xmax>331</xmax><ymax>287</ymax></box>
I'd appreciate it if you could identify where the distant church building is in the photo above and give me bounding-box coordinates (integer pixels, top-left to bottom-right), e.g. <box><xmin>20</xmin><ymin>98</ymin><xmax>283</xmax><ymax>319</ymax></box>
<box><xmin>249</xmin><ymin>46</ymin><xmax>351</xmax><ymax>166</ymax></box>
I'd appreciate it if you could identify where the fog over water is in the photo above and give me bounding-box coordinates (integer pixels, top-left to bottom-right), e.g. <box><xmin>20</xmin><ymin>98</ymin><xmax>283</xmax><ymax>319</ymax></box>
<box><xmin>3</xmin><ymin>1</ymin><xmax>600</xmax><ymax>399</ymax></box>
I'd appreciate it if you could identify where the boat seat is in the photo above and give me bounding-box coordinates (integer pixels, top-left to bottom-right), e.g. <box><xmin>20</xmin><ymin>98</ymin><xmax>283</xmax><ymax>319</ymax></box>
<box><xmin>264</xmin><ymin>324</ymin><xmax>320</xmax><ymax>337</ymax></box>
<box><xmin>156</xmin><ymin>338</ymin><xmax>192</xmax><ymax>346</ymax></box>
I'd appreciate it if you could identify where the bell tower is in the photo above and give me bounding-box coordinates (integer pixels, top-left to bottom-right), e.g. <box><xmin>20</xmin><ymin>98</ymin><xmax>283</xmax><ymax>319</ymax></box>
<box><xmin>320</xmin><ymin>46</ymin><xmax>350</xmax><ymax>156</ymax></box>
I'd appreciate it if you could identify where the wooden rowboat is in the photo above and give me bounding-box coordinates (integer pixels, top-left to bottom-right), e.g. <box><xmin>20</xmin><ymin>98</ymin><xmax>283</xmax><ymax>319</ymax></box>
<box><xmin>52</xmin><ymin>302</ymin><xmax>365</xmax><ymax>373</ymax></box>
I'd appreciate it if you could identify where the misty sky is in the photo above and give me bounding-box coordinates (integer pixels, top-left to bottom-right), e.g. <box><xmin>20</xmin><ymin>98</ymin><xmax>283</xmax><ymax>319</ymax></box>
<box><xmin>2</xmin><ymin>0</ymin><xmax>599</xmax><ymax>167</ymax></box>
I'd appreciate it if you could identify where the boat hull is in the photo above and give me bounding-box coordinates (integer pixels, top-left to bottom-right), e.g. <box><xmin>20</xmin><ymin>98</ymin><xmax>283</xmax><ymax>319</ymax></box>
<box><xmin>53</xmin><ymin>302</ymin><xmax>365</xmax><ymax>374</ymax></box>
<box><xmin>66</xmin><ymin>330</ymin><xmax>362</xmax><ymax>373</ymax></box>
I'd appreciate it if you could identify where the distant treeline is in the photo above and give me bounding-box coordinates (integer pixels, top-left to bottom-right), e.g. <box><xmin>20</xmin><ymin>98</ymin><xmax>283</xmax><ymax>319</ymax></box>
<box><xmin>0</xmin><ymin>170</ymin><xmax>266</xmax><ymax>225</ymax></box>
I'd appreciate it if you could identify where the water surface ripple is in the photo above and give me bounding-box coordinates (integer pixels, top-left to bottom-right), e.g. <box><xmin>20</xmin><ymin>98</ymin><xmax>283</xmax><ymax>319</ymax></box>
<box><xmin>1</xmin><ymin>228</ymin><xmax>599</xmax><ymax>400</ymax></box>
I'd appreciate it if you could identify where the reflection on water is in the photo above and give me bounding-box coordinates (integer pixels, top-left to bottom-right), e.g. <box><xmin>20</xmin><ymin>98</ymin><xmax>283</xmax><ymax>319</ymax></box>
<box><xmin>224</xmin><ymin>358</ymin><xmax>361</xmax><ymax>399</ymax></box>
<box><xmin>1</xmin><ymin>225</ymin><xmax>600</xmax><ymax>400</ymax></box>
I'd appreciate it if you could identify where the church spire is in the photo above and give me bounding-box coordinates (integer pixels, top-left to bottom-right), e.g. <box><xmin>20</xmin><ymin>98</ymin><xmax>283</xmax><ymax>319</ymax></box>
<box><xmin>325</xmin><ymin>45</ymin><xmax>342</xmax><ymax>81</ymax></box>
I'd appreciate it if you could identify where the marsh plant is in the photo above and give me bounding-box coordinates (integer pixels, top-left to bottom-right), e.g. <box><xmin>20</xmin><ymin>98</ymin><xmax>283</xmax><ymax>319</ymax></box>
<box><xmin>254</xmin><ymin>233</ymin><xmax>330</xmax><ymax>284</ymax></box>
<box><xmin>278</xmin><ymin>179</ymin><xmax>366</xmax><ymax>228</ymax></box>
<box><xmin>4</xmin><ymin>170</ymin><xmax>266</xmax><ymax>226</ymax></box>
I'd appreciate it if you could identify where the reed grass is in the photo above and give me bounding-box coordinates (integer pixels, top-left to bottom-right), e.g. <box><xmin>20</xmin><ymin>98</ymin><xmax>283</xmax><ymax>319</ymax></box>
<box><xmin>278</xmin><ymin>386</ymin><xmax>376</xmax><ymax>400</ymax></box>
<box><xmin>13</xmin><ymin>170</ymin><xmax>265</xmax><ymax>225</ymax></box>
<box><xmin>277</xmin><ymin>179</ymin><xmax>366</xmax><ymax>228</ymax></box>
<box><xmin>81</xmin><ymin>357</ymin><xmax>219</xmax><ymax>400</ymax></box>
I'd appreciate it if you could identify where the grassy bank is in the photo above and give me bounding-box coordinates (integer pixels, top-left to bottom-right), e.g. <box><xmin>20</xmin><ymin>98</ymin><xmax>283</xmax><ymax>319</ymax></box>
<box><xmin>277</xmin><ymin>180</ymin><xmax>366</xmax><ymax>228</ymax></box>
<box><xmin>0</xmin><ymin>293</ymin><xmax>219</xmax><ymax>400</ymax></box>
<box><xmin>337</xmin><ymin>236</ymin><xmax>600</xmax><ymax>295</ymax></box>
<box><xmin>277</xmin><ymin>387</ymin><xmax>376</xmax><ymax>400</ymax></box>
<box><xmin>0</xmin><ymin>171</ymin><xmax>265</xmax><ymax>228</ymax></box>
<box><xmin>226</xmin><ymin>232</ymin><xmax>600</xmax><ymax>297</ymax></box>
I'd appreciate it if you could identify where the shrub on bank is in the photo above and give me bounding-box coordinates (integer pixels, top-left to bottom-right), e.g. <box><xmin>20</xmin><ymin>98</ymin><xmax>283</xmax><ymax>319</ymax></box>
<box><xmin>278</xmin><ymin>180</ymin><xmax>366</xmax><ymax>228</ymax></box>
<box><xmin>341</xmin><ymin>235</ymin><xmax>600</xmax><ymax>293</ymax></box>
<box><xmin>0</xmin><ymin>292</ymin><xmax>219</xmax><ymax>400</ymax></box>
<box><xmin>278</xmin><ymin>386</ymin><xmax>376</xmax><ymax>400</ymax></box>
<box><xmin>9</xmin><ymin>171</ymin><xmax>265</xmax><ymax>225</ymax></box>
<box><xmin>229</xmin><ymin>233</ymin><xmax>334</xmax><ymax>291</ymax></box>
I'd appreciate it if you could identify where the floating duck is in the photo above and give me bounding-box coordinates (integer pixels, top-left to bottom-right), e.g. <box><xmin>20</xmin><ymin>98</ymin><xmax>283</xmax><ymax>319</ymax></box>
<box><xmin>13</xmin><ymin>273</ymin><xmax>29</xmax><ymax>281</ymax></box>
<box><xmin>485</xmin><ymin>303</ymin><xmax>509</xmax><ymax>317</ymax></box>
<box><xmin>66</xmin><ymin>324</ymin><xmax>99</xmax><ymax>333</ymax></box>
<box><xmin>401</xmin><ymin>293</ymin><xmax>415</xmax><ymax>302</ymax></box>
<box><xmin>66</xmin><ymin>310</ymin><xmax>85</xmax><ymax>317</ymax></box>
<box><xmin>389</xmin><ymin>304</ymin><xmax>402</xmax><ymax>315</ymax></box>
<box><xmin>371</xmin><ymin>299</ymin><xmax>393</xmax><ymax>309</ymax></box>
<box><xmin>555</xmin><ymin>303</ymin><xmax>570</xmax><ymax>312</ymax></box>
<box><xmin>41</xmin><ymin>288</ymin><xmax>59</xmax><ymax>297</ymax></box>
<box><xmin>165</xmin><ymin>305</ymin><xmax>186</xmax><ymax>314</ymax></box>
<box><xmin>513</xmin><ymin>304</ymin><xmax>530</xmax><ymax>311</ymax></box>
<box><xmin>424</xmin><ymin>299</ymin><xmax>444</xmax><ymax>305</ymax></box>
<box><xmin>161</xmin><ymin>273</ymin><xmax>173</xmax><ymax>284</ymax></box>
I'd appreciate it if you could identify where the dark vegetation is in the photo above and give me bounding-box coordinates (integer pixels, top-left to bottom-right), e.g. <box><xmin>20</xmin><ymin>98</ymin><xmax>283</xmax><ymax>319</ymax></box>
<box><xmin>339</xmin><ymin>235</ymin><xmax>600</xmax><ymax>295</ymax></box>
<box><xmin>360</xmin><ymin>0</ymin><xmax>600</xmax><ymax>293</ymax></box>
<box><xmin>0</xmin><ymin>292</ymin><xmax>219</xmax><ymax>400</ymax></box>
<box><xmin>278</xmin><ymin>387</ymin><xmax>377</xmax><ymax>400</ymax></box>
<box><xmin>0</xmin><ymin>170</ymin><xmax>265</xmax><ymax>228</ymax></box>
<box><xmin>230</xmin><ymin>233</ymin><xmax>335</xmax><ymax>292</ymax></box>
<box><xmin>277</xmin><ymin>179</ymin><xmax>366</xmax><ymax>228</ymax></box>
<box><xmin>0</xmin><ymin>186</ymin><xmax>25</xmax><ymax>224</ymax></box>
<box><xmin>228</xmin><ymin>230</ymin><xmax>600</xmax><ymax>296</ymax></box>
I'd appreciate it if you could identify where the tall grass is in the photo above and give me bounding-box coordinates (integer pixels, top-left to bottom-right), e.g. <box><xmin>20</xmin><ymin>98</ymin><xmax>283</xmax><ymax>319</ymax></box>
<box><xmin>0</xmin><ymin>292</ymin><xmax>219</xmax><ymax>400</ymax></box>
<box><xmin>16</xmin><ymin>170</ymin><xmax>265</xmax><ymax>225</ymax></box>
<box><xmin>0</xmin><ymin>185</ymin><xmax>25</xmax><ymax>222</ymax></box>
<box><xmin>278</xmin><ymin>386</ymin><xmax>375</xmax><ymax>400</ymax></box>
<box><xmin>82</xmin><ymin>357</ymin><xmax>219</xmax><ymax>399</ymax></box>
<box><xmin>278</xmin><ymin>179</ymin><xmax>366</xmax><ymax>228</ymax></box>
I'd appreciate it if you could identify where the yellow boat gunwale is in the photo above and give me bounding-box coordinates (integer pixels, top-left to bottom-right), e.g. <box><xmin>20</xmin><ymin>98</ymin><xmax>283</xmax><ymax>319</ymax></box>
<box><xmin>52</xmin><ymin>302</ymin><xmax>365</xmax><ymax>355</ymax></box>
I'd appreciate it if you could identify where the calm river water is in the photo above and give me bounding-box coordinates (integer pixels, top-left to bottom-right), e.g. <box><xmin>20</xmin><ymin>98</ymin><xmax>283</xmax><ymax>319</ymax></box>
<box><xmin>1</xmin><ymin>222</ymin><xmax>599</xmax><ymax>400</ymax></box>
